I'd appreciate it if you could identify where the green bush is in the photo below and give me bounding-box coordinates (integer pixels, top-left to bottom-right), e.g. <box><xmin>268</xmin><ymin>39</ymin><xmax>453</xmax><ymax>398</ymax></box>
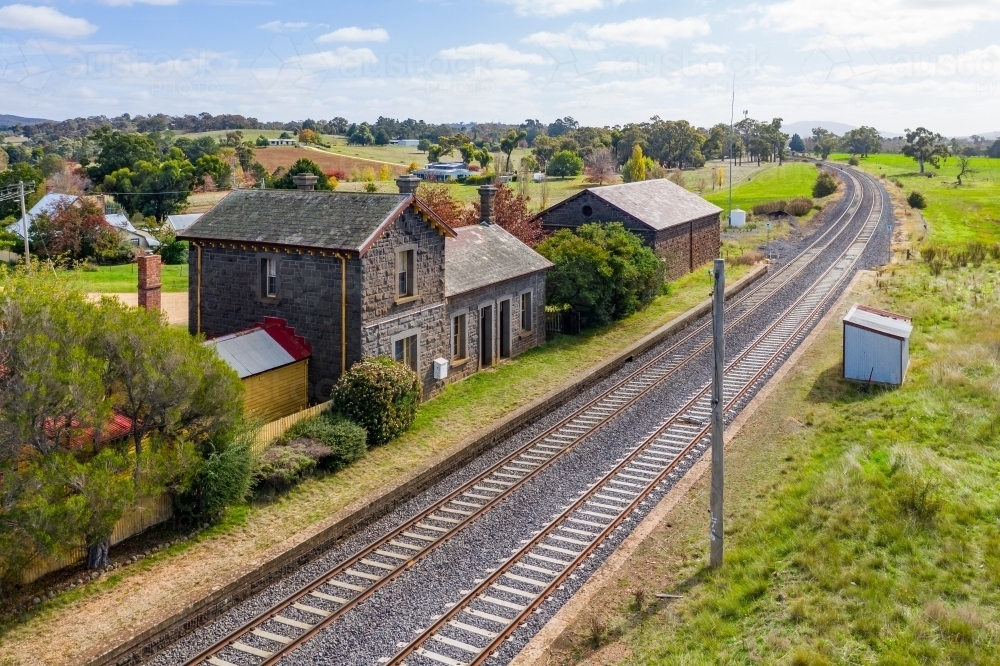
<box><xmin>157</xmin><ymin>240</ymin><xmax>188</xmax><ymax>265</ymax></box>
<box><xmin>545</xmin><ymin>150</ymin><xmax>584</xmax><ymax>178</ymax></box>
<box><xmin>848</xmin><ymin>156</ymin><xmax>860</xmax><ymax>166</ymax></box>
<box><xmin>255</xmin><ymin>444</ymin><xmax>317</xmax><ymax>490</ymax></box>
<box><xmin>907</xmin><ymin>190</ymin><xmax>928</xmax><ymax>209</ymax></box>
<box><xmin>537</xmin><ymin>222</ymin><xmax>664</xmax><ymax>329</ymax></box>
<box><xmin>785</xmin><ymin>197</ymin><xmax>814</xmax><ymax>217</ymax></box>
<box><xmin>813</xmin><ymin>172</ymin><xmax>839</xmax><ymax>198</ymax></box>
<box><xmin>179</xmin><ymin>442</ymin><xmax>254</xmax><ymax>520</ymax></box>
<box><xmin>752</xmin><ymin>200</ymin><xmax>787</xmax><ymax>216</ymax></box>
<box><xmin>281</xmin><ymin>413</ymin><xmax>367</xmax><ymax>470</ymax></box>
<box><xmin>331</xmin><ymin>357</ymin><xmax>421</xmax><ymax>446</ymax></box>
<box><xmin>462</xmin><ymin>174</ymin><xmax>496</xmax><ymax>186</ymax></box>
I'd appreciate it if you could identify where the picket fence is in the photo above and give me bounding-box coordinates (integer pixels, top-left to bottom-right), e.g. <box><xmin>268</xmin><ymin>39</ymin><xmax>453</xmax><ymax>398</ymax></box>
<box><xmin>20</xmin><ymin>401</ymin><xmax>333</xmax><ymax>584</ymax></box>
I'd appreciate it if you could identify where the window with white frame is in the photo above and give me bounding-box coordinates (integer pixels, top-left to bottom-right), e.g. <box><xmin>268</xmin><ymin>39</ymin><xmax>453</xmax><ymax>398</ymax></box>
<box><xmin>397</xmin><ymin>249</ymin><xmax>414</xmax><ymax>297</ymax></box>
<box><xmin>260</xmin><ymin>257</ymin><xmax>277</xmax><ymax>297</ymax></box>
<box><xmin>452</xmin><ymin>314</ymin><xmax>467</xmax><ymax>361</ymax></box>
<box><xmin>520</xmin><ymin>291</ymin><xmax>532</xmax><ymax>331</ymax></box>
<box><xmin>394</xmin><ymin>333</ymin><xmax>418</xmax><ymax>371</ymax></box>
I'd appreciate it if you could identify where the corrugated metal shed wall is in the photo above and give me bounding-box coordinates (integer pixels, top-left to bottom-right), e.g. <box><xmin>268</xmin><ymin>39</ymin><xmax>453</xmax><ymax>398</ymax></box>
<box><xmin>844</xmin><ymin>323</ymin><xmax>905</xmax><ymax>385</ymax></box>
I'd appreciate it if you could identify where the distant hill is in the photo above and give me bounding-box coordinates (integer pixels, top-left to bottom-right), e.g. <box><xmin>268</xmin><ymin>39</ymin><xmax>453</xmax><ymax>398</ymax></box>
<box><xmin>0</xmin><ymin>114</ymin><xmax>51</xmax><ymax>128</ymax></box>
<box><xmin>782</xmin><ymin>120</ymin><xmax>900</xmax><ymax>139</ymax></box>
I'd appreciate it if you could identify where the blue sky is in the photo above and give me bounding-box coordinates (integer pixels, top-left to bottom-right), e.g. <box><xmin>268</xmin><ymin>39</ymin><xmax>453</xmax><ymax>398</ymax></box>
<box><xmin>1</xmin><ymin>0</ymin><xmax>999</xmax><ymax>135</ymax></box>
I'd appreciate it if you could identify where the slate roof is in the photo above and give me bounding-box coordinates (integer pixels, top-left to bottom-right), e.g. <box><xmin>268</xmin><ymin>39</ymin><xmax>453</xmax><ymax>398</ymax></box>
<box><xmin>844</xmin><ymin>304</ymin><xmax>912</xmax><ymax>340</ymax></box>
<box><xmin>178</xmin><ymin>189</ymin><xmax>453</xmax><ymax>253</ymax></box>
<box><xmin>445</xmin><ymin>224</ymin><xmax>553</xmax><ymax>297</ymax></box>
<box><xmin>205</xmin><ymin>317</ymin><xmax>312</xmax><ymax>379</ymax></box>
<box><xmin>543</xmin><ymin>178</ymin><xmax>722</xmax><ymax>231</ymax></box>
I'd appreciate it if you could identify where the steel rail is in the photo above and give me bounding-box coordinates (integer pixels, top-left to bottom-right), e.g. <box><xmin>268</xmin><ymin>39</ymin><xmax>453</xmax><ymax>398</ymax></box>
<box><xmin>387</xmin><ymin>167</ymin><xmax>883</xmax><ymax>666</ymax></box>
<box><xmin>181</xmin><ymin>164</ymin><xmax>867</xmax><ymax>666</ymax></box>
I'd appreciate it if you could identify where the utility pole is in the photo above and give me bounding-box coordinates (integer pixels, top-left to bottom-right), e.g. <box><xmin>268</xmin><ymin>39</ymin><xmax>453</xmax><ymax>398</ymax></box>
<box><xmin>728</xmin><ymin>77</ymin><xmax>735</xmax><ymax>225</ymax></box>
<box><xmin>0</xmin><ymin>181</ymin><xmax>35</xmax><ymax>271</ymax></box>
<box><xmin>19</xmin><ymin>181</ymin><xmax>29</xmax><ymax>271</ymax></box>
<box><xmin>709</xmin><ymin>258</ymin><xmax>725</xmax><ymax>569</ymax></box>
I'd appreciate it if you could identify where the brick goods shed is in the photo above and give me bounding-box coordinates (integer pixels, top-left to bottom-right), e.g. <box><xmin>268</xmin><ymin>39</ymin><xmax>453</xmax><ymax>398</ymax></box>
<box><xmin>843</xmin><ymin>304</ymin><xmax>912</xmax><ymax>386</ymax></box>
<box><xmin>533</xmin><ymin>179</ymin><xmax>722</xmax><ymax>280</ymax></box>
<box><xmin>205</xmin><ymin>317</ymin><xmax>312</xmax><ymax>421</ymax></box>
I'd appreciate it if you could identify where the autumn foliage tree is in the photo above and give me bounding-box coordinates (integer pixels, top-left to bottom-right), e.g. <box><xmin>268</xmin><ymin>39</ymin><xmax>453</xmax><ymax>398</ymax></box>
<box><xmin>416</xmin><ymin>183</ymin><xmax>542</xmax><ymax>246</ymax></box>
<box><xmin>31</xmin><ymin>197</ymin><xmax>134</xmax><ymax>264</ymax></box>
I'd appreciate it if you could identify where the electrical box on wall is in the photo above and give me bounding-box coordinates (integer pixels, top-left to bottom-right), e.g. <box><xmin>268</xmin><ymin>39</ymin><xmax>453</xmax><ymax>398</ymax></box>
<box><xmin>433</xmin><ymin>357</ymin><xmax>449</xmax><ymax>380</ymax></box>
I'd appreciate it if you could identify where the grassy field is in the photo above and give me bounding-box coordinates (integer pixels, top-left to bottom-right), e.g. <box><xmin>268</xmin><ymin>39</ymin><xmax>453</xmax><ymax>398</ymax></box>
<box><xmin>67</xmin><ymin>264</ymin><xmax>189</xmax><ymax>293</ymax></box>
<box><xmin>578</xmin><ymin>260</ymin><xmax>1000</xmax><ymax>666</ymax></box>
<box><xmin>833</xmin><ymin>153</ymin><xmax>1000</xmax><ymax>246</ymax></box>
<box><xmin>704</xmin><ymin>161</ymin><xmax>820</xmax><ymax>212</ymax></box>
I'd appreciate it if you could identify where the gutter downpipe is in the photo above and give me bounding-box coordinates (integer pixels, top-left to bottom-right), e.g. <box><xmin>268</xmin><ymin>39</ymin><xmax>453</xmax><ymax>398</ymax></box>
<box><xmin>196</xmin><ymin>242</ymin><xmax>202</xmax><ymax>335</ymax></box>
<box><xmin>341</xmin><ymin>254</ymin><xmax>347</xmax><ymax>376</ymax></box>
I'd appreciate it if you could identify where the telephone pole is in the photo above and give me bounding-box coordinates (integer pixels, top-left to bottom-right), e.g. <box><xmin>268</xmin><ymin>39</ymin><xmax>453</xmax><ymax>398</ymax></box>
<box><xmin>709</xmin><ymin>258</ymin><xmax>725</xmax><ymax>569</ymax></box>
<box><xmin>0</xmin><ymin>181</ymin><xmax>36</xmax><ymax>271</ymax></box>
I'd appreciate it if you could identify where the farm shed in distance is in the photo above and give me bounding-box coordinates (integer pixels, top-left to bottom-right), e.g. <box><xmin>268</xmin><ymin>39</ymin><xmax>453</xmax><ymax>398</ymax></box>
<box><xmin>205</xmin><ymin>317</ymin><xmax>312</xmax><ymax>421</ymax></box>
<box><xmin>843</xmin><ymin>304</ymin><xmax>912</xmax><ymax>386</ymax></box>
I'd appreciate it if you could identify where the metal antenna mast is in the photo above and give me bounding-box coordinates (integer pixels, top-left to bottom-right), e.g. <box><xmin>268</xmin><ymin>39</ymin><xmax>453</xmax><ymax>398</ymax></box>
<box><xmin>728</xmin><ymin>77</ymin><xmax>735</xmax><ymax>225</ymax></box>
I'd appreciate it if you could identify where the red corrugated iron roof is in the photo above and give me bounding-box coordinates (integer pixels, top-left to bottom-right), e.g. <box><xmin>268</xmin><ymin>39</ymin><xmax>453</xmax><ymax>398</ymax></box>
<box><xmin>48</xmin><ymin>410</ymin><xmax>134</xmax><ymax>449</ymax></box>
<box><xmin>259</xmin><ymin>317</ymin><xmax>312</xmax><ymax>361</ymax></box>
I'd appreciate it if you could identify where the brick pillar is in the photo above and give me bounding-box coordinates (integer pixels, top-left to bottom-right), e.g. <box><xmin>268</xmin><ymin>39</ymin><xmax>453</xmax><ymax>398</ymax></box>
<box><xmin>137</xmin><ymin>253</ymin><xmax>161</xmax><ymax>312</ymax></box>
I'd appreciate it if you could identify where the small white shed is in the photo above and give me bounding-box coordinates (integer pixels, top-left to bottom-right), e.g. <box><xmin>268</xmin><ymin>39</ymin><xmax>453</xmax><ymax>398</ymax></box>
<box><xmin>843</xmin><ymin>304</ymin><xmax>912</xmax><ymax>386</ymax></box>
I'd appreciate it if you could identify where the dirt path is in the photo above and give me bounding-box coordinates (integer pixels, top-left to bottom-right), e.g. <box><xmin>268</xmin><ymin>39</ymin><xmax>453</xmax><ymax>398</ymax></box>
<box><xmin>87</xmin><ymin>293</ymin><xmax>188</xmax><ymax>327</ymax></box>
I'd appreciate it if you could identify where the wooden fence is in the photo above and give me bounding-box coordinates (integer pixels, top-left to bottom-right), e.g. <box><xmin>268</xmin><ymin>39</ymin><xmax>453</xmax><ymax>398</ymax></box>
<box><xmin>20</xmin><ymin>402</ymin><xmax>332</xmax><ymax>584</ymax></box>
<box><xmin>250</xmin><ymin>400</ymin><xmax>332</xmax><ymax>456</ymax></box>
<box><xmin>20</xmin><ymin>494</ymin><xmax>174</xmax><ymax>584</ymax></box>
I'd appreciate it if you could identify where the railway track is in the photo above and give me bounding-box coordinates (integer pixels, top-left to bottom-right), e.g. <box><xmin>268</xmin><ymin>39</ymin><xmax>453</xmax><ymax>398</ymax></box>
<box><xmin>177</xmin><ymin>164</ymin><xmax>876</xmax><ymax>666</ymax></box>
<box><xmin>386</xmin><ymin>164</ymin><xmax>885</xmax><ymax>666</ymax></box>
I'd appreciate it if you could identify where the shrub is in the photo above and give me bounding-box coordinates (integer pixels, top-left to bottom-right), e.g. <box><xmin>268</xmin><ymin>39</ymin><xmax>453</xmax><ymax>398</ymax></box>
<box><xmin>968</xmin><ymin>242</ymin><xmax>987</xmax><ymax>267</ymax></box>
<box><xmin>893</xmin><ymin>178</ymin><xmax>905</xmax><ymax>188</ymax></box>
<box><xmin>907</xmin><ymin>191</ymin><xmax>927</xmax><ymax>209</ymax></box>
<box><xmin>848</xmin><ymin>156</ymin><xmax>860</xmax><ymax>166</ymax></box>
<box><xmin>537</xmin><ymin>222</ymin><xmax>664</xmax><ymax>329</ymax></box>
<box><xmin>545</xmin><ymin>150</ymin><xmax>584</xmax><ymax>178</ymax></box>
<box><xmin>786</xmin><ymin>197</ymin><xmax>814</xmax><ymax>217</ymax></box>
<box><xmin>255</xmin><ymin>444</ymin><xmax>317</xmax><ymax>490</ymax></box>
<box><xmin>726</xmin><ymin>250</ymin><xmax>764</xmax><ymax>266</ymax></box>
<box><xmin>157</xmin><ymin>240</ymin><xmax>188</xmax><ymax>265</ymax></box>
<box><xmin>327</xmin><ymin>169</ymin><xmax>347</xmax><ymax>181</ymax></box>
<box><xmin>813</xmin><ymin>172</ymin><xmax>839</xmax><ymax>198</ymax></box>
<box><xmin>331</xmin><ymin>357</ymin><xmax>421</xmax><ymax>446</ymax></box>
<box><xmin>752</xmin><ymin>200</ymin><xmax>787</xmax><ymax>216</ymax></box>
<box><xmin>463</xmin><ymin>173</ymin><xmax>496</xmax><ymax>186</ymax></box>
<box><xmin>281</xmin><ymin>413</ymin><xmax>367</xmax><ymax>470</ymax></box>
<box><xmin>363</xmin><ymin>182</ymin><xmax>379</xmax><ymax>193</ymax></box>
<box><xmin>180</xmin><ymin>441</ymin><xmax>255</xmax><ymax>520</ymax></box>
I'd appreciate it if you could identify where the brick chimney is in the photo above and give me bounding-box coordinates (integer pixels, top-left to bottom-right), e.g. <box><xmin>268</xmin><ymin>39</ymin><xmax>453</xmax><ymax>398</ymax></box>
<box><xmin>478</xmin><ymin>185</ymin><xmax>497</xmax><ymax>226</ymax></box>
<box><xmin>395</xmin><ymin>174</ymin><xmax>421</xmax><ymax>195</ymax></box>
<box><xmin>137</xmin><ymin>253</ymin><xmax>161</xmax><ymax>312</ymax></box>
<box><xmin>292</xmin><ymin>173</ymin><xmax>318</xmax><ymax>191</ymax></box>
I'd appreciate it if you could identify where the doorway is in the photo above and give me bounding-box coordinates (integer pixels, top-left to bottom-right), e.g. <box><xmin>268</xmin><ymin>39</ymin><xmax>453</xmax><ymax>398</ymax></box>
<box><xmin>480</xmin><ymin>305</ymin><xmax>493</xmax><ymax>368</ymax></box>
<box><xmin>499</xmin><ymin>299</ymin><xmax>511</xmax><ymax>359</ymax></box>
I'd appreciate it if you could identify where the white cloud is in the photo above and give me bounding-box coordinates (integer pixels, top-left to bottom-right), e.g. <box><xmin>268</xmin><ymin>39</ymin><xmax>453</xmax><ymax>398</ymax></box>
<box><xmin>101</xmin><ymin>0</ymin><xmax>178</xmax><ymax>5</ymax></box>
<box><xmin>521</xmin><ymin>31</ymin><xmax>604</xmax><ymax>51</ymax></box>
<box><xmin>287</xmin><ymin>47</ymin><xmax>379</xmax><ymax>71</ymax></box>
<box><xmin>316</xmin><ymin>27</ymin><xmax>389</xmax><ymax>43</ymax></box>
<box><xmin>692</xmin><ymin>42</ymin><xmax>728</xmax><ymax>55</ymax></box>
<box><xmin>496</xmin><ymin>0</ymin><xmax>607</xmax><ymax>17</ymax></box>
<box><xmin>760</xmin><ymin>0</ymin><xmax>1000</xmax><ymax>49</ymax></box>
<box><xmin>592</xmin><ymin>59</ymin><xmax>639</xmax><ymax>74</ymax></box>
<box><xmin>584</xmin><ymin>17</ymin><xmax>710</xmax><ymax>47</ymax></box>
<box><xmin>438</xmin><ymin>43</ymin><xmax>549</xmax><ymax>66</ymax></box>
<box><xmin>258</xmin><ymin>21</ymin><xmax>311</xmax><ymax>32</ymax></box>
<box><xmin>0</xmin><ymin>4</ymin><xmax>97</xmax><ymax>38</ymax></box>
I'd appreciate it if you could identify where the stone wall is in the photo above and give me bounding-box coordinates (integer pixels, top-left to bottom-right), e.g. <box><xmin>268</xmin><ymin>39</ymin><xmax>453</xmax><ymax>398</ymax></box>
<box><xmin>536</xmin><ymin>192</ymin><xmax>720</xmax><ymax>280</ymax></box>
<box><xmin>536</xmin><ymin>192</ymin><xmax>656</xmax><ymax>246</ymax></box>
<box><xmin>360</xmin><ymin>207</ymin><xmax>449</xmax><ymax>395</ymax></box>
<box><xmin>444</xmin><ymin>271</ymin><xmax>548</xmax><ymax>384</ymax></box>
<box><xmin>653</xmin><ymin>213</ymin><xmax>721</xmax><ymax>280</ymax></box>
<box><xmin>189</xmin><ymin>245</ymin><xmax>362</xmax><ymax>401</ymax></box>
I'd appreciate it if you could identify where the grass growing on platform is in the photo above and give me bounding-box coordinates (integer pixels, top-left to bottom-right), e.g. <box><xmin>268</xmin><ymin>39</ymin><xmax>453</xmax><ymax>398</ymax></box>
<box><xmin>833</xmin><ymin>153</ymin><xmax>1000</xmax><ymax>246</ymax></box>
<box><xmin>65</xmin><ymin>264</ymin><xmax>189</xmax><ymax>293</ymax></box>
<box><xmin>594</xmin><ymin>261</ymin><xmax>1000</xmax><ymax>665</ymax></box>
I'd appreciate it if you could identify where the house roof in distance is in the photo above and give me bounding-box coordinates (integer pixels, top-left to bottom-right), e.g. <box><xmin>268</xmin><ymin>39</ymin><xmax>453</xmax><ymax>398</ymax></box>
<box><xmin>445</xmin><ymin>224</ymin><xmax>553</xmax><ymax>297</ymax></box>
<box><xmin>580</xmin><ymin>179</ymin><xmax>722</xmax><ymax>231</ymax></box>
<box><xmin>205</xmin><ymin>317</ymin><xmax>312</xmax><ymax>379</ymax></box>
<box><xmin>178</xmin><ymin>189</ymin><xmax>454</xmax><ymax>253</ymax></box>
<box><xmin>166</xmin><ymin>213</ymin><xmax>202</xmax><ymax>232</ymax></box>
<box><xmin>13</xmin><ymin>192</ymin><xmax>77</xmax><ymax>231</ymax></box>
